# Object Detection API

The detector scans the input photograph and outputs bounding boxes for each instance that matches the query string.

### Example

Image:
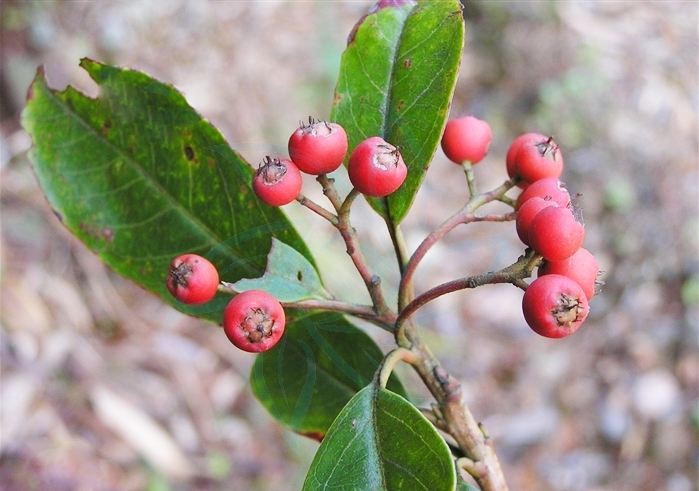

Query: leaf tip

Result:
[347,0,417,45]
[26,65,46,102]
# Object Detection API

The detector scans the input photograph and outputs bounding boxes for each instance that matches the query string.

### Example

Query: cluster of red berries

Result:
[165,254,286,353]
[253,117,408,204]
[441,116,599,338]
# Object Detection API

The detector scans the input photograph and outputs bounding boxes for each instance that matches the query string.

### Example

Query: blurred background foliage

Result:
[1,1,697,490]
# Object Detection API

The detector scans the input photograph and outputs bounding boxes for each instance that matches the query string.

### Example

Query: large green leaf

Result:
[332,0,464,224]
[21,60,313,323]
[302,383,455,491]
[251,311,406,440]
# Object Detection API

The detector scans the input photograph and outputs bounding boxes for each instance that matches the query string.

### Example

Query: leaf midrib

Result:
[41,74,259,277]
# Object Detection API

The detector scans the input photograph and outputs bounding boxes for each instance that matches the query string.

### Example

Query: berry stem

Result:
[462,160,478,197]
[335,188,394,321]
[497,194,517,208]
[316,174,343,213]
[397,248,541,329]
[397,178,519,310]
[389,223,411,274]
[296,193,338,224]
[376,347,417,389]
[218,283,396,330]
[289,299,396,330]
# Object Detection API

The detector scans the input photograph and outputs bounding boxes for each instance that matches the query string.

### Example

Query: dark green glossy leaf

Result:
[302,383,455,491]
[21,60,313,323]
[250,311,406,440]
[332,0,464,224]
[232,238,331,302]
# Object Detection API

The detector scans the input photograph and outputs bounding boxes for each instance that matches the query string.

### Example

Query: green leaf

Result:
[332,0,464,224]
[21,60,313,323]
[251,311,406,440]
[302,383,455,491]
[232,238,331,302]
[456,471,481,491]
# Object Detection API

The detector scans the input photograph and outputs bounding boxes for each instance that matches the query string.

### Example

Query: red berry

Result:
[515,177,571,210]
[506,132,547,188]
[528,205,585,261]
[522,274,589,338]
[441,116,493,164]
[538,247,599,300]
[288,117,348,175]
[511,135,564,185]
[166,254,219,305]
[223,290,286,353]
[515,196,558,245]
[253,156,302,206]
[348,136,408,197]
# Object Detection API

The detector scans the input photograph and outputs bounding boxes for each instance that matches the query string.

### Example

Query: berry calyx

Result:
[441,116,493,164]
[288,117,348,175]
[252,156,303,206]
[223,290,286,353]
[538,247,600,300]
[522,274,589,338]
[348,136,408,197]
[510,135,564,185]
[528,205,585,261]
[165,254,219,305]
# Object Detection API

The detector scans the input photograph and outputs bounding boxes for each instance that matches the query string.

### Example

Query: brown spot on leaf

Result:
[101,227,114,242]
[396,100,405,111]
[184,145,195,161]
[79,223,114,243]
[101,120,112,137]
[403,58,412,69]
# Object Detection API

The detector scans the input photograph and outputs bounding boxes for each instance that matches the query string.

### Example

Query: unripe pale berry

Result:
[223,290,286,353]
[166,254,219,305]
[528,205,585,261]
[522,274,589,338]
[538,247,600,300]
[348,136,408,197]
[288,117,348,175]
[253,156,303,207]
[441,116,492,164]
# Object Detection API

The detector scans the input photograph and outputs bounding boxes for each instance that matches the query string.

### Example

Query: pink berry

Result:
[288,117,348,175]
[440,116,493,164]
[348,136,408,197]
[223,290,286,353]
[538,247,600,300]
[522,274,589,338]
[528,205,585,261]
[252,156,303,207]
[516,196,558,246]
[511,135,564,185]
[506,132,547,188]
[516,177,571,210]
[165,254,219,305]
